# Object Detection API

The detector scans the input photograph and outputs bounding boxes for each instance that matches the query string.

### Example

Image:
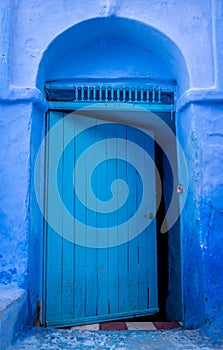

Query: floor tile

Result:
[153,322,181,330]
[100,321,128,330]
[127,322,157,330]
[70,323,99,330]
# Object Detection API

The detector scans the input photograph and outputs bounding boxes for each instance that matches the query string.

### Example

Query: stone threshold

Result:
[70,321,182,331]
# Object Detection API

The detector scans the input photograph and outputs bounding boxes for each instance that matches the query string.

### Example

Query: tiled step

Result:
[70,321,182,331]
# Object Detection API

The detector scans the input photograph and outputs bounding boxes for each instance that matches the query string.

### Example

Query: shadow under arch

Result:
[34,16,190,326]
[36,16,190,94]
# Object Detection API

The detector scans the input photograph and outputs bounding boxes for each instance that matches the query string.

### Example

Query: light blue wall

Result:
[0,0,223,332]
[0,103,31,287]
[176,102,223,327]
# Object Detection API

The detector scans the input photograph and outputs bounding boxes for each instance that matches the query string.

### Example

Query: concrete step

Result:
[0,284,27,350]
[9,327,220,349]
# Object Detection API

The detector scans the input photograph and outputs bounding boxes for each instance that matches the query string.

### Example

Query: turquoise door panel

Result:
[44,111,158,327]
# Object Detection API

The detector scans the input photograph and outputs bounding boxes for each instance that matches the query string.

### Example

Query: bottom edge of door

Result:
[45,307,159,328]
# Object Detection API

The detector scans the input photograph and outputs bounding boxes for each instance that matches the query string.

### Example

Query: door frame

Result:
[41,81,182,326]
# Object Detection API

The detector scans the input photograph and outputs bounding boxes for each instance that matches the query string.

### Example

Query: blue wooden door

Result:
[44,111,158,327]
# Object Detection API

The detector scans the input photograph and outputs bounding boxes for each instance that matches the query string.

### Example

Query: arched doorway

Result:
[34,17,189,327]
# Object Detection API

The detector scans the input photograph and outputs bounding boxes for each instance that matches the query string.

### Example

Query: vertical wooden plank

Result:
[61,113,75,321]
[107,123,119,315]
[127,125,139,312]
[85,120,97,317]
[96,123,108,316]
[74,116,87,319]
[117,124,129,313]
[45,111,63,323]
[137,129,149,311]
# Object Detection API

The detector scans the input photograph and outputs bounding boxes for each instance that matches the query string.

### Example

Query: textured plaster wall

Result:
[11,0,213,89]
[0,103,32,287]
[0,0,223,331]
[176,102,223,327]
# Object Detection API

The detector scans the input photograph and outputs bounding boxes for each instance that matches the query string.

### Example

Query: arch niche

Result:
[34,17,190,327]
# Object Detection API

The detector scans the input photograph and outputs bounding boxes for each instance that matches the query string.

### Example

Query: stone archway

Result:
[34,16,192,327]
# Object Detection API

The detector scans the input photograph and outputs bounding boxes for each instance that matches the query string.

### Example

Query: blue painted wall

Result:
[0,103,31,287]
[0,0,223,332]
